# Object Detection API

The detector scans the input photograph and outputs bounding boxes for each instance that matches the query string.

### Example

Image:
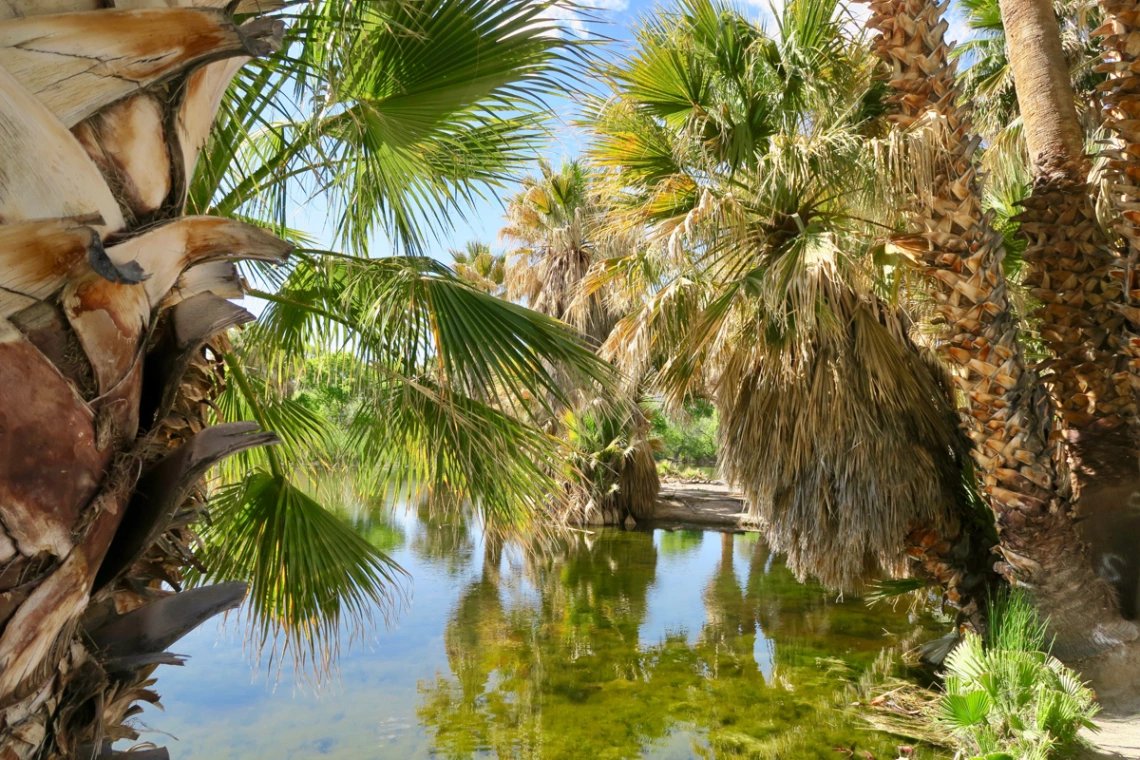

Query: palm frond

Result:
[200,0,590,253]
[193,473,407,684]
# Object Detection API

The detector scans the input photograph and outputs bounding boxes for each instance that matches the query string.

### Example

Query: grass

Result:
[656,460,718,481]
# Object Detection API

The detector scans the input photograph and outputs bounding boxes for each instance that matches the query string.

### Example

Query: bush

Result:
[649,399,718,466]
[938,591,1099,760]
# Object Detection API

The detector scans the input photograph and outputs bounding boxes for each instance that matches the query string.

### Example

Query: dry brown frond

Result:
[716,267,967,591]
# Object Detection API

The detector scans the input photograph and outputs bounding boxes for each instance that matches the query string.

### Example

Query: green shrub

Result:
[649,399,718,466]
[939,591,1099,759]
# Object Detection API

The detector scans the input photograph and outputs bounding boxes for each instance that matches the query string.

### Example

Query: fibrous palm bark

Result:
[0,3,288,757]
[997,0,1140,676]
[1098,0,1140,395]
[1094,0,1140,629]
[866,0,1136,660]
[1000,0,1136,438]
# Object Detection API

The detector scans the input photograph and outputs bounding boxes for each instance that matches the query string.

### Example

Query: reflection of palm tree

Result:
[699,534,757,678]
[419,531,663,758]
[314,472,407,554]
[416,538,511,757]
[417,529,933,759]
[410,502,476,576]
[447,538,509,700]
[747,539,837,669]
[658,529,704,557]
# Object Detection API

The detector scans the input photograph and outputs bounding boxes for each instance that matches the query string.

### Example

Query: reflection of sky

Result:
[642,532,774,684]
[642,530,715,648]
[130,528,777,758]
[141,548,473,758]
[129,521,937,758]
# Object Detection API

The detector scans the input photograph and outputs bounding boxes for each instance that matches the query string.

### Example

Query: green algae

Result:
[416,529,946,759]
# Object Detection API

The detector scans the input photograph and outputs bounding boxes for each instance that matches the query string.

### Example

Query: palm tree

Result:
[869,0,1140,680]
[450,241,506,294]
[587,0,985,597]
[866,0,1096,639]
[502,158,625,342]
[587,0,1140,686]
[186,0,620,682]
[501,158,662,525]
[0,1,613,756]
[953,0,1105,145]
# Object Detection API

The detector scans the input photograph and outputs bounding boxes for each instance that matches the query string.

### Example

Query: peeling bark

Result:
[104,215,293,308]
[174,55,249,205]
[0,318,107,561]
[164,261,243,307]
[0,8,284,128]
[0,1,102,20]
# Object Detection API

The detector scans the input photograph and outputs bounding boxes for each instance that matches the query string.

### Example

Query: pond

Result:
[133,510,946,759]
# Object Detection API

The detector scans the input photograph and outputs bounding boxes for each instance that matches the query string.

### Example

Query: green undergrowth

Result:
[859,590,1100,760]
[656,460,718,481]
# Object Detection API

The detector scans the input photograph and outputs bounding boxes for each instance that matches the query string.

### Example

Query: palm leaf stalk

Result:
[865,0,1136,657]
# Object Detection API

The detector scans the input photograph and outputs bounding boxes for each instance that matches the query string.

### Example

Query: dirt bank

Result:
[648,481,756,531]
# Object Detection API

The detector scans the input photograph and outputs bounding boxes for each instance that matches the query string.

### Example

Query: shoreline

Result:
[645,481,757,532]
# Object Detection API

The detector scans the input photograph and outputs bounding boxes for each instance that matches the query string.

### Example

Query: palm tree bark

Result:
[1092,0,1140,632]
[0,5,287,757]
[998,0,1140,680]
[866,0,1137,661]
[1098,1,1140,402]
[1000,0,1136,433]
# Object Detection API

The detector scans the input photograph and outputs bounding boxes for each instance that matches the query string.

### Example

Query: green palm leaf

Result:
[193,473,407,683]
[198,0,587,253]
[941,691,993,729]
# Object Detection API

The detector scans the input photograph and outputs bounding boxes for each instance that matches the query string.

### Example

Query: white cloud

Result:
[541,0,630,38]
[943,2,971,45]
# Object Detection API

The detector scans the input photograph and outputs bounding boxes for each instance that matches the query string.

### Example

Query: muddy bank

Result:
[647,481,757,531]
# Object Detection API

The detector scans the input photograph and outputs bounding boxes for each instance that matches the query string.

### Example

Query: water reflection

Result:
[417,529,939,759]
[134,507,944,759]
[410,502,477,576]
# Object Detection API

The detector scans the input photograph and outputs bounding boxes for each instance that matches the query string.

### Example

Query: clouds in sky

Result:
[544,0,631,37]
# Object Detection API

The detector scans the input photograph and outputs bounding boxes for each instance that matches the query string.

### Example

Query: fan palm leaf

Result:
[169,0,614,681]
[196,0,583,254]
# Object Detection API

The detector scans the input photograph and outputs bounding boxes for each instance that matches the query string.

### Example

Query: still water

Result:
[136,510,944,759]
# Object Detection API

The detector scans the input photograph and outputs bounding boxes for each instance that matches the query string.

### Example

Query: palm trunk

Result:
[1098,0,1140,407]
[997,0,1140,673]
[866,0,1136,661]
[1001,0,1136,429]
[0,4,287,757]
[1089,0,1140,632]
